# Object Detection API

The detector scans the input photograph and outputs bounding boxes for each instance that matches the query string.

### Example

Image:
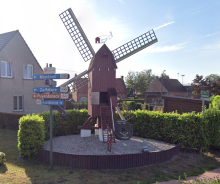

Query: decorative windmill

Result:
[59,8,158,151]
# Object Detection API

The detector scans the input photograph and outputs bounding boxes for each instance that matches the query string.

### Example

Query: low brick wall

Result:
[37,144,181,169]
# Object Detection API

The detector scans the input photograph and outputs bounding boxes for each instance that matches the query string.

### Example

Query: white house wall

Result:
[0,32,49,114]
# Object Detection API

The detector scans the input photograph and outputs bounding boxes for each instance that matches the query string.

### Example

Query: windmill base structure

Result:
[59,8,158,152]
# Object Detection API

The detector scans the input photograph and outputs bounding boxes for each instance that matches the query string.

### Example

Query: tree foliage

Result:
[191,74,220,97]
[125,69,156,94]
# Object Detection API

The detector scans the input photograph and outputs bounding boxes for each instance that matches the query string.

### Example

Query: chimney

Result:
[121,76,124,80]
[75,73,77,77]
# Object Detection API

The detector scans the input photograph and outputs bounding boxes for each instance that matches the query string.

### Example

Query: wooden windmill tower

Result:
[59,8,158,151]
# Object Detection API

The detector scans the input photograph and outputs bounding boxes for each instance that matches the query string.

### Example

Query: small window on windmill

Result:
[100,92,108,105]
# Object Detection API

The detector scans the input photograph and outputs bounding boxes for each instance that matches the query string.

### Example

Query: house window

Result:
[1,61,12,77]
[23,65,33,79]
[14,96,23,111]
[80,97,88,103]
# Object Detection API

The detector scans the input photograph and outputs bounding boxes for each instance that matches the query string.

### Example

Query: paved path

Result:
[157,168,220,183]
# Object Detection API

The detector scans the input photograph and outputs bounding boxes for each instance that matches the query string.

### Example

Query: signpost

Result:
[32,64,70,171]
[201,91,209,116]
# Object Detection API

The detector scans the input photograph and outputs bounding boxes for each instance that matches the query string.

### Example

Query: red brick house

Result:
[69,76,127,103]
[145,78,192,104]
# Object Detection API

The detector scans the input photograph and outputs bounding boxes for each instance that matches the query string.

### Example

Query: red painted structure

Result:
[88,44,117,118]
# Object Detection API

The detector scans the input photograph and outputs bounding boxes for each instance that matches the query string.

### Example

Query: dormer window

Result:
[23,64,33,79]
[1,61,12,78]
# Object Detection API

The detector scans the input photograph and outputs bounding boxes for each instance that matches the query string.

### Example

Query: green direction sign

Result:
[201,91,209,99]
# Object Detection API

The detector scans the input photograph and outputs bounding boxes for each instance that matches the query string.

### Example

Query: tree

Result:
[125,69,156,94]
[206,74,220,82]
[191,74,220,97]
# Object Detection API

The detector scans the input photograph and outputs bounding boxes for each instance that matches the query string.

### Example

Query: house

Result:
[145,77,192,104]
[0,30,49,114]
[63,75,127,103]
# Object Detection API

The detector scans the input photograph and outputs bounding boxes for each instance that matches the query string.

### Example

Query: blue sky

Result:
[0,0,219,85]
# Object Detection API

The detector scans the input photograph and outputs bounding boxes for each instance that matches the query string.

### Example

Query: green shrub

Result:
[210,95,220,109]
[126,101,137,110]
[115,110,214,151]
[18,114,45,159]
[204,107,220,149]
[0,152,6,165]
[39,109,89,140]
[29,107,220,152]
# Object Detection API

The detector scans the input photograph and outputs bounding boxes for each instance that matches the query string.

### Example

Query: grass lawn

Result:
[1,129,220,184]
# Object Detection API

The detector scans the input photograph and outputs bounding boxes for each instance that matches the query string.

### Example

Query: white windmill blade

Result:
[59,8,95,62]
[112,29,158,63]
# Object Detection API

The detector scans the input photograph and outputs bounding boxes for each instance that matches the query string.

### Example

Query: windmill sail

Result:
[59,8,95,62]
[112,29,158,63]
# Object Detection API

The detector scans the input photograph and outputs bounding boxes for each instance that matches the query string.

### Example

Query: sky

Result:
[0,0,220,86]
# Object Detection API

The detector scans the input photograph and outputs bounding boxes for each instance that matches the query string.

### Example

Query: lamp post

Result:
[161,70,166,101]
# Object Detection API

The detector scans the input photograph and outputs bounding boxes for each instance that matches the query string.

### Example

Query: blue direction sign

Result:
[33,87,69,93]
[41,100,63,106]
[33,73,70,80]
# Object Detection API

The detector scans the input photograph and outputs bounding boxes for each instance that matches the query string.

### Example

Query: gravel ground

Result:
[43,134,176,155]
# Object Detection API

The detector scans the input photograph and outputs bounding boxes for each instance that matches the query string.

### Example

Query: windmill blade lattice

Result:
[112,29,158,63]
[59,8,95,62]
[59,70,89,93]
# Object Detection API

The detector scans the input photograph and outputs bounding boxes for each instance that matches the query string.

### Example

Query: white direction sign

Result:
[32,93,69,99]
[33,73,70,80]
[36,100,64,106]
[33,87,69,93]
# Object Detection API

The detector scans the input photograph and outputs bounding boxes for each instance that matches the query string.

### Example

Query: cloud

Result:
[154,21,175,30]
[203,43,220,50]
[141,42,188,53]
[117,0,125,3]
[205,31,220,37]
[182,11,200,20]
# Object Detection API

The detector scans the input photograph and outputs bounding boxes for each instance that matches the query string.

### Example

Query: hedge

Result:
[18,114,45,159]
[115,109,220,152]
[0,112,23,130]
[39,109,89,140]
[16,107,220,153]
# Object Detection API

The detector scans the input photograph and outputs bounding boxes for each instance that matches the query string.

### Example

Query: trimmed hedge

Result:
[16,107,220,154]
[115,109,220,152]
[39,109,89,140]
[18,114,45,159]
[0,112,23,130]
